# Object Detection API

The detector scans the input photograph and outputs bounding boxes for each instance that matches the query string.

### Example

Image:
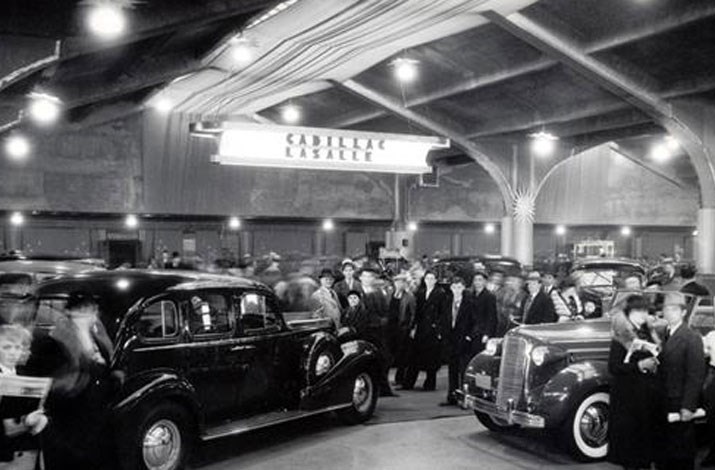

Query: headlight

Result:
[315,353,334,376]
[484,338,502,356]
[531,346,549,366]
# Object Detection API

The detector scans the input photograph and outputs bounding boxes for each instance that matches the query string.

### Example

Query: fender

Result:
[534,360,610,428]
[301,331,342,386]
[300,339,380,405]
[112,370,200,422]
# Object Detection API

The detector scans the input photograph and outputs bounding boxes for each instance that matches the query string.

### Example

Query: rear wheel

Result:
[474,411,516,432]
[562,391,610,461]
[338,371,378,424]
[119,402,194,470]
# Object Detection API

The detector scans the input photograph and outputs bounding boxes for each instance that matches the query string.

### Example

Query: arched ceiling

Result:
[2,0,713,190]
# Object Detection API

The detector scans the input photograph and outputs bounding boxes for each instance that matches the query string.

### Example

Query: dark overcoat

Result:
[607,326,663,467]
[522,291,557,325]
[411,286,449,371]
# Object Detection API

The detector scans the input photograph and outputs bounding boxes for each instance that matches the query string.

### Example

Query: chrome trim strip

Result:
[115,373,177,409]
[201,403,352,441]
[134,331,297,352]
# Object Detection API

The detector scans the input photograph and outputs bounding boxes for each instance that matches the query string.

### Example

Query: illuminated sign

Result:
[191,122,449,174]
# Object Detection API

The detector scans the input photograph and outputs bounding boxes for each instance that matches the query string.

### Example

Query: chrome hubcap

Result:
[579,403,609,448]
[143,419,182,470]
[352,373,373,414]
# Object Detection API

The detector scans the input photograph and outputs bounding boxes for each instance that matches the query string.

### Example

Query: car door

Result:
[183,289,245,424]
[233,290,281,415]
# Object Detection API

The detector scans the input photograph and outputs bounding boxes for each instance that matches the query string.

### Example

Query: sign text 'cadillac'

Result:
[191,122,450,174]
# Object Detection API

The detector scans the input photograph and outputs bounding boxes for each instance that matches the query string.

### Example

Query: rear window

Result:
[0,273,33,297]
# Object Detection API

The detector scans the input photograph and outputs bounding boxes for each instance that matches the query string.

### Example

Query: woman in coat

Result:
[607,294,663,470]
[401,271,449,391]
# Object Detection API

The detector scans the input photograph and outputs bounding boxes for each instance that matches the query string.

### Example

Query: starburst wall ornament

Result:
[511,187,536,223]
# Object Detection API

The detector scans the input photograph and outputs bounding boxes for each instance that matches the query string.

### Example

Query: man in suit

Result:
[390,273,416,385]
[310,268,342,329]
[522,271,557,325]
[442,276,478,406]
[471,271,497,352]
[658,292,706,470]
[679,263,711,297]
[334,260,363,309]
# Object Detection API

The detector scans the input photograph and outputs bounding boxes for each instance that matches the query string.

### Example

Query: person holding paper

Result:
[0,324,49,468]
[607,295,663,470]
[657,292,706,470]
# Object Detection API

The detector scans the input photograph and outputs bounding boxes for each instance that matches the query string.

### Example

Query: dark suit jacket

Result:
[659,323,706,412]
[412,286,450,370]
[447,295,477,357]
[472,288,497,339]
[522,291,557,325]
[395,291,416,330]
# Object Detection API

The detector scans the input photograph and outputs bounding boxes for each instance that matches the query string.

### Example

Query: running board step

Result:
[201,403,351,441]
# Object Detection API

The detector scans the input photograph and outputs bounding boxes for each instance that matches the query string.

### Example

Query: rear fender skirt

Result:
[535,360,610,427]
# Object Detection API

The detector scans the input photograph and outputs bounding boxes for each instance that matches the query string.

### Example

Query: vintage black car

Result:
[457,289,714,461]
[27,270,381,470]
[432,255,522,286]
[570,258,647,317]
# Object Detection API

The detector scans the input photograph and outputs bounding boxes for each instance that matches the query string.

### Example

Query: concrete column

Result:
[240,231,253,257]
[314,231,326,256]
[451,233,462,256]
[697,208,715,274]
[501,216,513,257]
[513,217,533,267]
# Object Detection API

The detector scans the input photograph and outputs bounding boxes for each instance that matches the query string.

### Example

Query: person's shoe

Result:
[701,454,715,467]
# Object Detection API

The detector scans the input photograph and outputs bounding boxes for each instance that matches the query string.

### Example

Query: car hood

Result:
[512,319,611,349]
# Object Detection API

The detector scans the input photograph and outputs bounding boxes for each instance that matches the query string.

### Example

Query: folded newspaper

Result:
[0,375,53,417]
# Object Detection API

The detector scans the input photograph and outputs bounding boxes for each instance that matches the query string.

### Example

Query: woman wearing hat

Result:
[607,295,663,470]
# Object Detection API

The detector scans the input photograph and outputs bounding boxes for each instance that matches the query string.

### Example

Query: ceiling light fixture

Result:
[693,230,699,237]
[9,212,24,227]
[228,216,241,230]
[125,214,139,229]
[392,58,419,83]
[407,221,418,232]
[555,224,567,236]
[4,134,31,161]
[153,98,173,113]
[664,135,679,151]
[620,226,632,237]
[86,2,127,40]
[28,93,62,125]
[322,219,334,232]
[529,131,559,157]
[484,223,496,234]
[229,37,255,66]
[282,104,301,124]
[650,142,671,163]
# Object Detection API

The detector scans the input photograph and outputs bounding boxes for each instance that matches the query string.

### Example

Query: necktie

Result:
[523,295,534,322]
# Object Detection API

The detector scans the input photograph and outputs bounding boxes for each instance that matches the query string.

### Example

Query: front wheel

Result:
[562,391,610,461]
[474,411,516,432]
[338,371,378,424]
[119,402,193,470]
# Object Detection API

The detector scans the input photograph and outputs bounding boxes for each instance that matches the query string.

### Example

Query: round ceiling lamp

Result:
[4,134,31,161]
[407,221,418,232]
[28,93,62,125]
[555,224,567,236]
[392,58,419,83]
[282,104,301,124]
[484,223,496,234]
[529,131,559,157]
[228,216,241,230]
[87,3,127,40]
[322,219,335,231]
[9,212,25,227]
[125,214,139,229]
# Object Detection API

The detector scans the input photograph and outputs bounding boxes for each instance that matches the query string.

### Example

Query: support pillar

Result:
[501,216,513,257]
[239,231,253,257]
[451,233,462,256]
[697,208,715,274]
[513,217,533,268]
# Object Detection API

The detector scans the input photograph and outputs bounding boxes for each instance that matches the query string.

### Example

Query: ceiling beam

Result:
[333,78,513,209]
[332,2,715,129]
[608,143,688,189]
[484,9,715,205]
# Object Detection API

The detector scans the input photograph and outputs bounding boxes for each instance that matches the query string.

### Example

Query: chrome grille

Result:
[496,335,528,409]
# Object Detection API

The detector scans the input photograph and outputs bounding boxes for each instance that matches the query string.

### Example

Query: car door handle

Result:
[230,345,256,352]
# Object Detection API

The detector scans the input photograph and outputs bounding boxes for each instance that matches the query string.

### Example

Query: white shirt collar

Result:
[0,363,17,375]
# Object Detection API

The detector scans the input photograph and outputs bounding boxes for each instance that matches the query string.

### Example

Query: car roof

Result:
[572,258,646,271]
[0,259,105,275]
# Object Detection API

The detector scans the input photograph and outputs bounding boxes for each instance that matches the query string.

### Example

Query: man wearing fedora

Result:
[334,259,363,309]
[310,268,342,329]
[521,271,557,325]
[658,292,706,470]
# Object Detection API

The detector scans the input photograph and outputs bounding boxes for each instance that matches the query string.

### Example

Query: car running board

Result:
[201,403,352,441]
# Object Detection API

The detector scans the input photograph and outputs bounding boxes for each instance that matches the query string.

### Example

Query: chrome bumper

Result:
[456,390,545,428]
